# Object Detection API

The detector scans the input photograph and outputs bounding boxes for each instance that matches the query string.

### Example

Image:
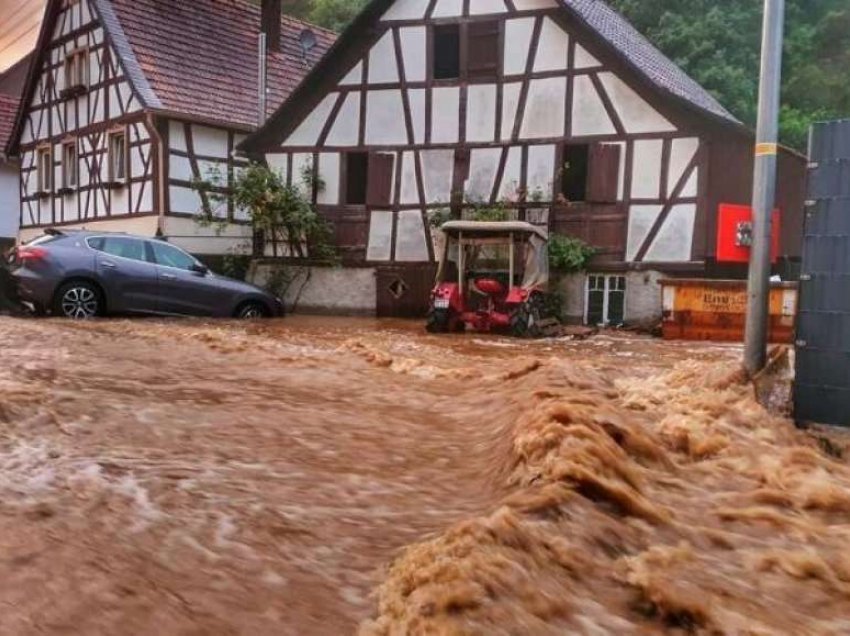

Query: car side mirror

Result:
[190,263,209,275]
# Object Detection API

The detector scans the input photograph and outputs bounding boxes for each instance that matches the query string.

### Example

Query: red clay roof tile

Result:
[108,0,335,129]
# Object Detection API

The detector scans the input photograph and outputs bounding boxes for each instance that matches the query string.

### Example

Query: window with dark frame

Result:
[62,141,77,190]
[586,275,626,326]
[344,152,395,207]
[37,147,52,193]
[108,131,127,183]
[344,152,369,205]
[64,49,89,90]
[433,24,461,80]
[560,144,590,202]
[467,21,500,79]
[432,21,500,81]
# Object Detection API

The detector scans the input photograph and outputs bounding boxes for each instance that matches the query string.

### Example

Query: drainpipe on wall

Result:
[258,33,268,128]
[146,112,167,237]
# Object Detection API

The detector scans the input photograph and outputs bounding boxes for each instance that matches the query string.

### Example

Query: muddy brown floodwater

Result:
[1,316,849,635]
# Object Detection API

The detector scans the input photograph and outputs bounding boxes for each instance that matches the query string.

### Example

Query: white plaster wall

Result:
[466,84,497,143]
[598,73,676,134]
[285,94,337,146]
[470,0,508,15]
[367,210,393,261]
[533,17,569,72]
[498,146,523,199]
[339,62,363,86]
[409,89,426,144]
[18,214,159,245]
[325,92,360,147]
[631,140,664,199]
[400,151,419,204]
[382,0,430,21]
[191,125,229,158]
[526,144,555,197]
[571,75,615,136]
[395,210,429,261]
[164,216,253,256]
[431,87,460,144]
[626,205,662,261]
[170,185,203,215]
[251,264,378,316]
[466,148,502,201]
[574,44,601,69]
[317,153,340,205]
[521,77,566,139]
[1,163,21,239]
[431,0,463,18]
[266,153,289,179]
[368,32,399,84]
[668,138,700,196]
[500,82,522,141]
[644,204,696,262]
[504,18,534,76]
[365,90,408,145]
[420,149,454,204]
[400,27,427,82]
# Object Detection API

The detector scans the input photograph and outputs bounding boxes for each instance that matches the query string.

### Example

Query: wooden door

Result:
[376,264,438,318]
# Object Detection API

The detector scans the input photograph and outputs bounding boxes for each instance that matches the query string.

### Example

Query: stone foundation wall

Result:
[249,262,377,316]
[553,269,667,327]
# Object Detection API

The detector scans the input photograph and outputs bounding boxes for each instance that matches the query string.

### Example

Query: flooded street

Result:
[1,316,849,635]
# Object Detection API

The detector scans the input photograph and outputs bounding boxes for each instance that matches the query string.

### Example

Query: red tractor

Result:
[426,221,551,337]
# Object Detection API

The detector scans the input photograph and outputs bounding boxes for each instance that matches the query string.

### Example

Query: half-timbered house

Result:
[5,0,334,256]
[241,0,806,323]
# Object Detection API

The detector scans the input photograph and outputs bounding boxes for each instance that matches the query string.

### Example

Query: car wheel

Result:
[236,302,269,320]
[54,281,103,320]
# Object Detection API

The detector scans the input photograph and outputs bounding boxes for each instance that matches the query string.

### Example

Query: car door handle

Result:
[161,273,177,281]
[101,260,117,269]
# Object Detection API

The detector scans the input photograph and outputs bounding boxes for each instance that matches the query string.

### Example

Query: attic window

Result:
[432,21,500,81]
[433,25,460,80]
[62,49,89,98]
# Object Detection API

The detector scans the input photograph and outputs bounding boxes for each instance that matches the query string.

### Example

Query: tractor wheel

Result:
[426,308,451,333]
[510,297,544,339]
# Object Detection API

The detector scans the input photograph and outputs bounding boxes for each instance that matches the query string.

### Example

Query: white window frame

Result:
[62,140,78,189]
[108,129,127,184]
[584,274,627,326]
[37,146,53,193]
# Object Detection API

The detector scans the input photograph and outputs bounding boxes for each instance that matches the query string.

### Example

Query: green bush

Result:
[549,234,595,273]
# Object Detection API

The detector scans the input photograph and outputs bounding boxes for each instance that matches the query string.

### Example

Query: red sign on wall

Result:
[716,203,781,264]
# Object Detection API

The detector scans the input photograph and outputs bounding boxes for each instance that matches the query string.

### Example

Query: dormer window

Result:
[37,146,53,195]
[62,49,89,98]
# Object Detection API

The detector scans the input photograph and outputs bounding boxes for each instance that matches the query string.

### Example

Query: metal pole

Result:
[258,33,268,127]
[744,0,785,376]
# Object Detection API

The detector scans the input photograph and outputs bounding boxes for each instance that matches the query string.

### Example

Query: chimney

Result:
[261,0,282,53]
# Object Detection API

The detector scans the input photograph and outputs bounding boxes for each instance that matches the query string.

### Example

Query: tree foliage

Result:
[285,0,847,151]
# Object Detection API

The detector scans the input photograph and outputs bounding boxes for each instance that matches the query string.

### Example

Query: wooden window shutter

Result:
[467,21,500,79]
[366,152,395,207]
[587,144,621,203]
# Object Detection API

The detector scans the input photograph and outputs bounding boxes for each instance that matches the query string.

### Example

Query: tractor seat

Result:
[472,278,506,297]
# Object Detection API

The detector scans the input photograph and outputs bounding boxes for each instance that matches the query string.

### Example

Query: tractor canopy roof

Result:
[439,221,549,242]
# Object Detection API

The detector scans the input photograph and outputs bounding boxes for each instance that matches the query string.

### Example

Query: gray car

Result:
[7,229,283,319]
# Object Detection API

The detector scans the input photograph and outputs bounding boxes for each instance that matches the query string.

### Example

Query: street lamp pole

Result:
[744,0,786,376]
